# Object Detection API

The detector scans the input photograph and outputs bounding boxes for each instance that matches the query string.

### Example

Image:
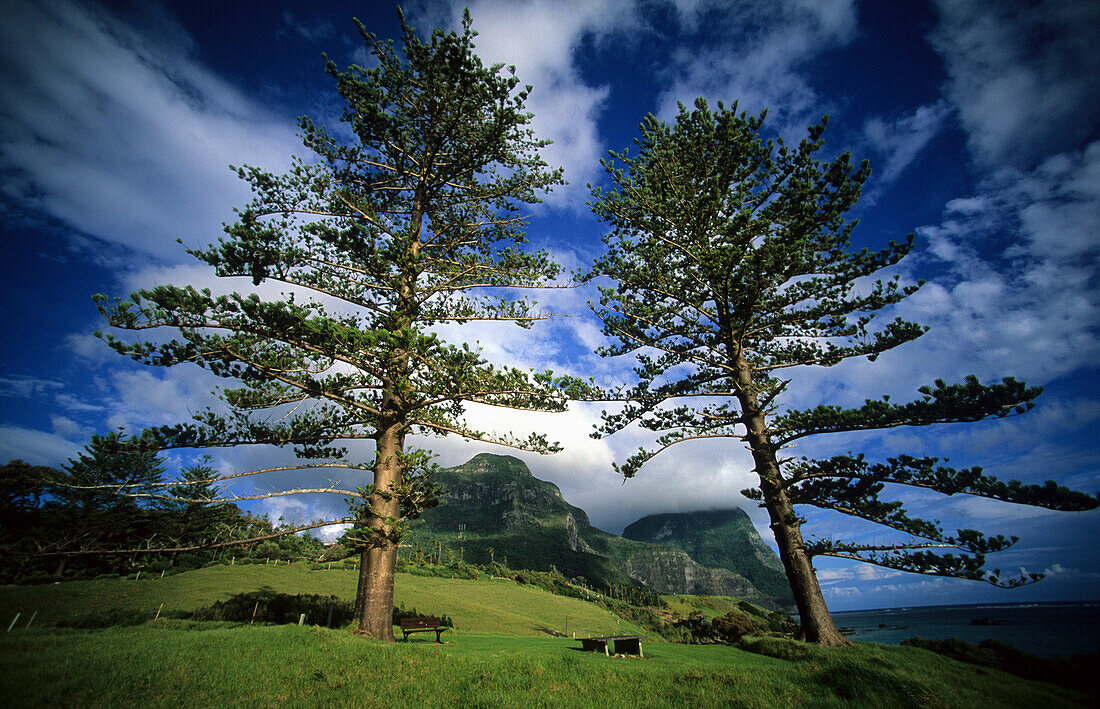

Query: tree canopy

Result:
[589,98,1098,645]
[95,10,586,640]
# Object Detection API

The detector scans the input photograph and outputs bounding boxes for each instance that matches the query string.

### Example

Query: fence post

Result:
[154,603,164,621]
[7,613,20,632]
[25,611,37,630]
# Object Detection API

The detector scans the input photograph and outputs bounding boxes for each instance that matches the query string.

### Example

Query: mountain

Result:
[621,510,793,605]
[405,453,791,608]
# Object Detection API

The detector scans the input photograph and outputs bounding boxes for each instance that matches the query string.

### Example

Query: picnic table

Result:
[578,635,644,657]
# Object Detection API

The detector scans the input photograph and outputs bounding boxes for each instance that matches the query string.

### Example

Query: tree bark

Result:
[735,353,849,646]
[354,422,404,641]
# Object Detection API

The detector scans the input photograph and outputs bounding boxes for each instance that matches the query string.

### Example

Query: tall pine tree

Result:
[589,99,1098,645]
[97,11,586,640]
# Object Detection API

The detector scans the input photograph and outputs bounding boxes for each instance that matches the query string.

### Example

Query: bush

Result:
[191,591,354,627]
[173,553,205,570]
[902,635,1100,697]
[15,574,65,585]
[393,606,454,628]
[253,541,282,560]
[712,611,763,644]
[740,636,817,662]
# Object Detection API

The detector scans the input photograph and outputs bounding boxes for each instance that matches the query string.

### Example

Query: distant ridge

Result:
[622,509,793,606]
[405,453,791,608]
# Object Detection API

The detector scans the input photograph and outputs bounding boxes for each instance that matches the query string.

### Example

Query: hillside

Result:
[623,510,793,605]
[0,563,639,639]
[406,454,788,607]
[0,565,1091,707]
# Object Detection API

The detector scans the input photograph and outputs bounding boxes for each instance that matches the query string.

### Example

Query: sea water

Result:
[829,601,1100,658]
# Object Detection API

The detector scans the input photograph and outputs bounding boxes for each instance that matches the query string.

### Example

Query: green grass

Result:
[0,563,639,638]
[0,623,1089,708]
[0,565,1091,707]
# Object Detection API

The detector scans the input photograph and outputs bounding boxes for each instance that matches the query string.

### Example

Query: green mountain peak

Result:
[407,454,792,608]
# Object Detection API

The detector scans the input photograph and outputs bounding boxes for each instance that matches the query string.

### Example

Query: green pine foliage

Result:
[588,98,1098,640]
[87,10,594,636]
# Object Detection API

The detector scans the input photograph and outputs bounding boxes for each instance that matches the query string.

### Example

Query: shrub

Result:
[253,541,282,560]
[15,574,65,585]
[393,606,453,628]
[712,611,763,644]
[739,636,817,662]
[191,591,354,627]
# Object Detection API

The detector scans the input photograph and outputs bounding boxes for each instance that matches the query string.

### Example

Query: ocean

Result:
[828,601,1100,658]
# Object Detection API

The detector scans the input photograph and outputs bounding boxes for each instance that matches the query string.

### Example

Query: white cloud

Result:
[929,0,1100,168]
[862,100,952,192]
[900,142,1100,385]
[0,425,83,466]
[278,11,335,43]
[0,375,63,398]
[655,0,859,135]
[0,0,301,262]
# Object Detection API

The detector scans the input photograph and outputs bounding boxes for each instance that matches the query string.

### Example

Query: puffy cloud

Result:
[0,0,301,262]
[654,0,859,135]
[929,0,1100,168]
[0,425,82,466]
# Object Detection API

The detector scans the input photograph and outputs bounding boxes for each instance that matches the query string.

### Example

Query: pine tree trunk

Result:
[354,422,404,641]
[762,487,849,646]
[734,353,849,646]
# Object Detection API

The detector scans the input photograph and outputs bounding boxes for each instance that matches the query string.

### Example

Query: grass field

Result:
[0,563,640,638]
[0,565,1092,707]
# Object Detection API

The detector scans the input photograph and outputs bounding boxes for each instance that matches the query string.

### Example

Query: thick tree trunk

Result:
[734,353,849,646]
[354,423,404,641]
[761,486,849,646]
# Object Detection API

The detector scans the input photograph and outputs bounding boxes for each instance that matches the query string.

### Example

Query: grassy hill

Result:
[0,566,1091,707]
[0,563,640,639]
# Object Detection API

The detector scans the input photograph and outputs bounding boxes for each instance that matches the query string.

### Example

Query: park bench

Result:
[578,635,644,657]
[398,616,449,643]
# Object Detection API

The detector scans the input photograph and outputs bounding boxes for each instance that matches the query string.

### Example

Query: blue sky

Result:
[1,0,1098,611]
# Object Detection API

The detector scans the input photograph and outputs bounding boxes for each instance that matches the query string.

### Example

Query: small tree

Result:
[96,12,586,641]
[57,432,165,512]
[589,99,1098,645]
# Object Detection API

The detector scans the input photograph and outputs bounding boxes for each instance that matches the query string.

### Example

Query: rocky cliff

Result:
[406,453,790,607]
[622,509,794,605]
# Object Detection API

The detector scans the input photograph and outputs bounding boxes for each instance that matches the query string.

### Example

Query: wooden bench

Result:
[578,635,644,657]
[398,616,449,643]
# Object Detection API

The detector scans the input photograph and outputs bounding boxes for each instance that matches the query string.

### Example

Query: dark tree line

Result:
[0,433,328,582]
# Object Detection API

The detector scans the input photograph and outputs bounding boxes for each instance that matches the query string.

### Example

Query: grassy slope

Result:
[0,624,1088,708]
[0,565,1090,707]
[0,564,640,638]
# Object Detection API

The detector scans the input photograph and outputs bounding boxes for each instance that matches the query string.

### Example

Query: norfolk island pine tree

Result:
[95,11,591,641]
[587,99,1099,646]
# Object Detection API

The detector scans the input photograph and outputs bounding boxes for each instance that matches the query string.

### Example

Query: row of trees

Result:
[0,437,327,581]
[66,10,1096,644]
